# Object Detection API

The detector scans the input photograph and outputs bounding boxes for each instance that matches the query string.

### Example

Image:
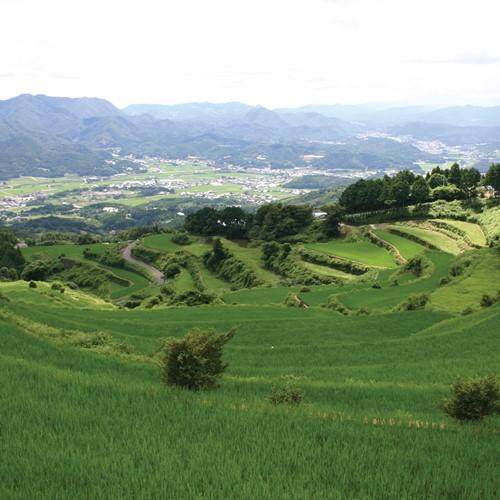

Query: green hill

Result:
[2,213,500,499]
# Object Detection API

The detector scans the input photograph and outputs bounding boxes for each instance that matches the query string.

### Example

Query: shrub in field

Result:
[123,299,141,309]
[145,296,162,309]
[165,263,181,279]
[173,290,217,306]
[480,293,499,308]
[440,375,500,421]
[162,329,235,390]
[28,281,37,288]
[285,293,307,308]
[403,255,431,277]
[397,293,429,311]
[171,233,191,245]
[268,380,304,406]
[355,307,371,316]
[51,282,64,291]
[0,266,18,281]
[322,296,351,315]
[72,332,111,349]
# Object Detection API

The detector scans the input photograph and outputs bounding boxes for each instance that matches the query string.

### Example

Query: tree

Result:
[218,206,251,239]
[321,203,345,237]
[390,178,411,206]
[251,204,313,240]
[411,176,430,204]
[428,173,447,189]
[162,329,236,390]
[460,168,481,198]
[431,185,464,201]
[485,163,500,191]
[0,230,25,270]
[184,207,220,236]
[164,263,181,279]
[448,162,462,186]
[339,178,384,213]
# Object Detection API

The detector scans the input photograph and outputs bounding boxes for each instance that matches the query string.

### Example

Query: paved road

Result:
[121,241,165,285]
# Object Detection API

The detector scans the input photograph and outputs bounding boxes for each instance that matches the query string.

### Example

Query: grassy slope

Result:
[1,287,499,499]
[337,251,453,310]
[143,233,211,257]
[388,224,462,254]
[143,234,281,287]
[373,228,425,260]
[305,239,397,268]
[434,219,487,246]
[220,239,281,285]
[142,233,182,253]
[431,248,500,312]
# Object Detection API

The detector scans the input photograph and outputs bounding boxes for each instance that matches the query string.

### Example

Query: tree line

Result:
[183,164,499,241]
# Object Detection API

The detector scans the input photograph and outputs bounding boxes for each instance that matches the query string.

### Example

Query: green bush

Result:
[397,293,429,311]
[268,380,304,406]
[171,233,191,245]
[284,293,307,308]
[480,293,499,308]
[322,296,351,315]
[162,329,235,390]
[165,263,181,279]
[403,255,430,277]
[123,300,142,309]
[72,332,111,349]
[28,281,37,288]
[0,266,18,281]
[440,375,500,421]
[145,296,162,309]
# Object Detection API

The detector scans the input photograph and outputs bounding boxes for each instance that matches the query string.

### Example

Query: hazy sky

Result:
[1,0,500,108]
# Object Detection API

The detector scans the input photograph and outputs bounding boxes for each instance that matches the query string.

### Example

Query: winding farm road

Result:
[121,241,165,285]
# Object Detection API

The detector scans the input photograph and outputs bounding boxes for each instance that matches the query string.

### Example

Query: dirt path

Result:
[121,241,165,285]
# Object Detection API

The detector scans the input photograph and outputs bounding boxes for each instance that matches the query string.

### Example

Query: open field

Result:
[0,160,311,220]
[1,277,499,499]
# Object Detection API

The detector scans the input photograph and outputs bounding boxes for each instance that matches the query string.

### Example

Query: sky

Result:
[1,0,500,108]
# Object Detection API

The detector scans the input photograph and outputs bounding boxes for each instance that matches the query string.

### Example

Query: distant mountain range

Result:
[1,94,499,180]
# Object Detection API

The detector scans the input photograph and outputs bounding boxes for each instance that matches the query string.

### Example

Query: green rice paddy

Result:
[305,239,398,268]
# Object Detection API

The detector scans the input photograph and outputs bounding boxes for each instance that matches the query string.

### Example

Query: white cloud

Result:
[0,0,499,107]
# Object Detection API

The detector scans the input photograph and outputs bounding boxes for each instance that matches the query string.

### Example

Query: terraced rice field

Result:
[433,219,487,246]
[22,243,153,298]
[305,239,398,268]
[373,228,426,260]
[387,224,462,254]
